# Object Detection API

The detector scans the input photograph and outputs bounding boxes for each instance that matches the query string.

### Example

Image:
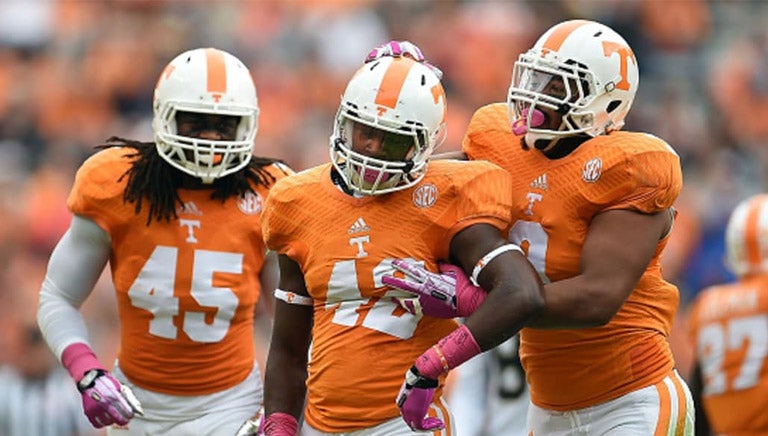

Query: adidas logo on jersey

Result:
[348,217,370,235]
[529,174,548,190]
[177,201,202,216]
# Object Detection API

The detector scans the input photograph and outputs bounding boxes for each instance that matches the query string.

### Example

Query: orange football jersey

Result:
[463,103,683,410]
[261,160,513,432]
[688,276,768,433]
[67,147,289,395]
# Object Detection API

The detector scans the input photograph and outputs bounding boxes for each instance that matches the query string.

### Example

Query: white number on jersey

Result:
[127,246,242,343]
[698,314,768,395]
[325,258,421,339]
[509,220,550,283]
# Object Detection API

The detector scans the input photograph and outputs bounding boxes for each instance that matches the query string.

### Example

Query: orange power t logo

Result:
[602,41,635,91]
[431,84,447,124]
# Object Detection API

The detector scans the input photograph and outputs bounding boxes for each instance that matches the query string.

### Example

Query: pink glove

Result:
[383,260,487,318]
[62,343,143,429]
[77,369,144,428]
[395,366,444,432]
[396,324,482,431]
[364,40,443,79]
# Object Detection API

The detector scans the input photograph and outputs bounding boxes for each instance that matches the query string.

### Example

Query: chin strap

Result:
[330,166,355,196]
[538,135,589,159]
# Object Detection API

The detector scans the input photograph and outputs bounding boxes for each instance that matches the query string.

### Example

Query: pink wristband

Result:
[415,324,482,379]
[61,342,105,382]
[263,412,298,436]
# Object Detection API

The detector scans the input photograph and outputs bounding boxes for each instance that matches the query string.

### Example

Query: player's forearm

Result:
[415,279,541,378]
[38,287,93,361]
[264,355,308,419]
[464,282,543,349]
[529,276,625,329]
[463,249,545,348]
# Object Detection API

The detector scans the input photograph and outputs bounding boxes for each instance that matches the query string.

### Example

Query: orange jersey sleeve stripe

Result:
[204,47,227,95]
[375,58,413,109]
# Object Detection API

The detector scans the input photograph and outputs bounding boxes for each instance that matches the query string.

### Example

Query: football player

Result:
[688,194,768,435]
[374,19,693,434]
[258,55,544,435]
[36,47,291,435]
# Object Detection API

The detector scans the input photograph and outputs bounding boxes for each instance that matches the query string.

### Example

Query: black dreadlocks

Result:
[96,137,288,225]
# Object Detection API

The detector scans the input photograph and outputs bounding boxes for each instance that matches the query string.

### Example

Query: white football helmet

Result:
[508,20,638,149]
[153,47,258,183]
[330,56,447,195]
[725,194,768,277]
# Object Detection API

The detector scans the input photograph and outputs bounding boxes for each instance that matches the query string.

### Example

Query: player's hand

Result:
[235,406,265,435]
[384,260,485,318]
[364,40,443,79]
[384,260,460,318]
[77,369,144,428]
[396,366,444,431]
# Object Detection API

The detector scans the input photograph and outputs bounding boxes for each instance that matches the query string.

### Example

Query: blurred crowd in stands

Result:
[0,1,766,433]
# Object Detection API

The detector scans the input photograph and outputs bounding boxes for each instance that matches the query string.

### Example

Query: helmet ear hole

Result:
[606,100,622,113]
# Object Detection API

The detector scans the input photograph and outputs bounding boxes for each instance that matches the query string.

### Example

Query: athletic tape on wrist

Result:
[417,324,482,379]
[431,345,450,373]
[61,342,105,382]
[274,289,314,306]
[470,244,524,287]
[264,412,298,435]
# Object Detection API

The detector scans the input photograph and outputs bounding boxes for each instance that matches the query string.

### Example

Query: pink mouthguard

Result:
[511,108,545,135]
[363,168,390,183]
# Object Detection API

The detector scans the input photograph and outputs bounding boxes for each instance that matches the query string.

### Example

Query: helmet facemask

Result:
[508,55,597,151]
[155,104,256,184]
[331,106,430,195]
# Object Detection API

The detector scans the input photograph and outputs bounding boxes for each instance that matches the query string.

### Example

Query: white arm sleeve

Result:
[37,214,111,361]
